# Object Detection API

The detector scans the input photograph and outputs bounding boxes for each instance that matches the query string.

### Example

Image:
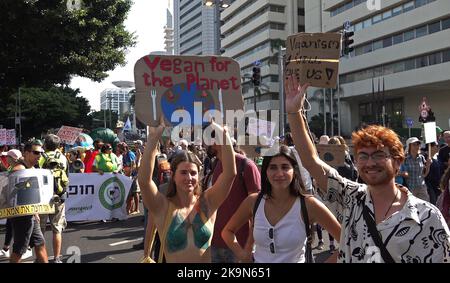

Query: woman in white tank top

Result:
[222,145,341,263]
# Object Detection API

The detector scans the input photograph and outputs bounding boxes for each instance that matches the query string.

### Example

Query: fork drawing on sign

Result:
[151,89,157,121]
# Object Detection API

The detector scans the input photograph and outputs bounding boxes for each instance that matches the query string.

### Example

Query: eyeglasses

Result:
[32,151,42,155]
[356,151,391,164]
[269,228,275,254]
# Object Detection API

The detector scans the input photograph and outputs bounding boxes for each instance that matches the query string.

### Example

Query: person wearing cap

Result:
[403,137,431,202]
[39,134,69,263]
[7,141,49,263]
[283,76,449,263]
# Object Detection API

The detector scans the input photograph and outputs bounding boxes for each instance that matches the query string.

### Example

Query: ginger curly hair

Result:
[352,125,405,163]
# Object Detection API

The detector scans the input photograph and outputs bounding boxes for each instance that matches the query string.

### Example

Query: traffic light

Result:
[252,66,261,87]
[342,30,354,56]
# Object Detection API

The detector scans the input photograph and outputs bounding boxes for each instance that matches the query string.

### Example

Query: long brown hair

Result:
[260,145,308,198]
[166,150,202,198]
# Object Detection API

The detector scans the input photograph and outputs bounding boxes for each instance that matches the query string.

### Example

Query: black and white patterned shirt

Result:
[324,170,450,263]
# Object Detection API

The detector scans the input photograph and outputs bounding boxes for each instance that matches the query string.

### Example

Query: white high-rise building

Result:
[305,0,450,137]
[100,88,133,117]
[164,4,174,55]
[174,0,217,55]
[221,0,305,111]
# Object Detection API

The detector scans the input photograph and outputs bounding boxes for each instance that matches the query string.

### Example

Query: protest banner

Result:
[134,55,244,127]
[1,129,17,145]
[286,33,341,88]
[424,122,437,144]
[0,129,6,145]
[65,173,132,221]
[0,169,55,219]
[316,144,346,168]
[57,126,84,145]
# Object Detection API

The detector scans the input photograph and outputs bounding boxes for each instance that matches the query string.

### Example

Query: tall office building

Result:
[221,0,305,111]
[164,3,175,55]
[174,0,217,55]
[305,0,450,137]
[100,87,133,117]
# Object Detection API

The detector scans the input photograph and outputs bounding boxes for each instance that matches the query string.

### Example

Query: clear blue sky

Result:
[70,1,169,111]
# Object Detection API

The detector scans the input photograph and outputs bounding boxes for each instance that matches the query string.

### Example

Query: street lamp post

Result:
[204,0,229,55]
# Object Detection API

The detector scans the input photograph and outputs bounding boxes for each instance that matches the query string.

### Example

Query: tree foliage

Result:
[0,87,92,140]
[0,0,135,92]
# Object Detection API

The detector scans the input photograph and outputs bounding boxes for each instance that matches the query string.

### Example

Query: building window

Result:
[382,10,392,20]
[415,0,427,8]
[428,21,441,34]
[373,40,383,51]
[403,1,414,13]
[416,55,429,68]
[442,18,450,30]
[442,50,450,62]
[428,53,442,65]
[297,8,304,16]
[383,37,393,48]
[392,6,402,16]
[404,30,415,41]
[415,25,427,38]
[393,33,403,45]
[404,58,416,70]
[372,14,382,24]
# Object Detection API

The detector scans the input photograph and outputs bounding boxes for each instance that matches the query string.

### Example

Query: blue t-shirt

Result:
[123,151,136,167]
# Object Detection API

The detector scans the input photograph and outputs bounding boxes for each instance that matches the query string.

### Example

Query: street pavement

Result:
[0,204,337,263]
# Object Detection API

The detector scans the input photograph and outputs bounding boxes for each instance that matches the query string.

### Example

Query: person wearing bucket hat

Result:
[404,137,431,202]
[283,76,449,263]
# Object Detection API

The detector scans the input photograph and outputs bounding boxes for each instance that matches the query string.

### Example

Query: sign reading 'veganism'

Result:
[286,33,341,88]
[134,55,244,127]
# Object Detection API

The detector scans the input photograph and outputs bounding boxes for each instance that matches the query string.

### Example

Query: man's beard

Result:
[359,165,396,186]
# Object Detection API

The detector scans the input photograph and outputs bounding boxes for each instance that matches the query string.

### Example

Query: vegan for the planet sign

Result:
[286,33,341,88]
[134,55,244,127]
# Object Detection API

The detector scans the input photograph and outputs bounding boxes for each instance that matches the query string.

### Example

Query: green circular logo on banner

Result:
[98,177,125,210]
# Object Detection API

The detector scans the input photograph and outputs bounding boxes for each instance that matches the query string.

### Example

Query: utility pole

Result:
[18,87,22,144]
[278,46,286,137]
[330,87,334,136]
[108,95,112,129]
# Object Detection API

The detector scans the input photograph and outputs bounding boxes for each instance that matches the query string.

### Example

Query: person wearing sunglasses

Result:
[6,141,48,263]
[138,118,236,263]
[283,76,450,263]
[92,144,119,174]
[222,145,340,263]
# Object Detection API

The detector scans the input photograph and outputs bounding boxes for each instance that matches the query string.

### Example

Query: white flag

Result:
[123,117,132,132]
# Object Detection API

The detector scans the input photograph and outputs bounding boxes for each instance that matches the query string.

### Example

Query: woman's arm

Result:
[204,122,237,212]
[305,196,341,242]
[285,76,333,193]
[138,120,167,216]
[221,194,257,263]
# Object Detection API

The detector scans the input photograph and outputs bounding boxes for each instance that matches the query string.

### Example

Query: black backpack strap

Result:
[362,204,395,263]
[300,195,314,263]
[252,192,264,225]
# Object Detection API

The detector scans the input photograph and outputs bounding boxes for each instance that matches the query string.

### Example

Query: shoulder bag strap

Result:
[300,195,314,263]
[252,192,264,225]
[362,205,395,263]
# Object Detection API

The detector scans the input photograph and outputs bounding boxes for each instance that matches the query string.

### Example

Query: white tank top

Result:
[253,197,307,263]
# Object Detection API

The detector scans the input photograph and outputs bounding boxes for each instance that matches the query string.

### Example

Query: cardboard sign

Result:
[286,33,341,88]
[0,129,6,145]
[424,122,437,144]
[316,144,346,168]
[134,55,244,127]
[1,129,16,145]
[0,169,55,219]
[57,126,83,145]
